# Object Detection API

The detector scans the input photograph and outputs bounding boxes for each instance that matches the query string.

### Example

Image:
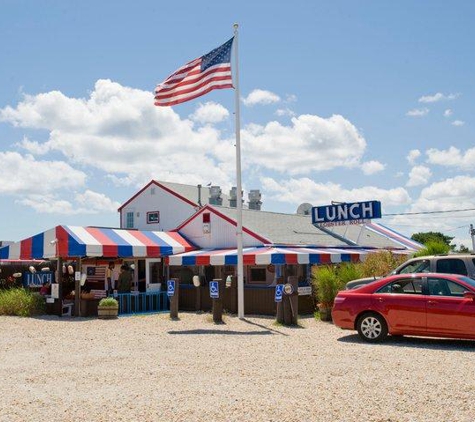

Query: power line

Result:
[383,207,475,216]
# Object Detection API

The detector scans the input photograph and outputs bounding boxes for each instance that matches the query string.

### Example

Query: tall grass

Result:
[0,289,45,317]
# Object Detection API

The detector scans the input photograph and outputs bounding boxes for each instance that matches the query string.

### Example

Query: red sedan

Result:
[332,273,475,342]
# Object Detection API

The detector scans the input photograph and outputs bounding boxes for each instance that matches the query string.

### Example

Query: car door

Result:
[426,277,475,337]
[372,277,426,334]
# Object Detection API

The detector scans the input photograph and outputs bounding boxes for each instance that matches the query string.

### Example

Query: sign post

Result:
[275,283,284,324]
[210,279,224,323]
[168,278,179,319]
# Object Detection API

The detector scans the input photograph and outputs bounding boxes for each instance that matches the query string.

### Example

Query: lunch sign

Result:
[312,201,382,227]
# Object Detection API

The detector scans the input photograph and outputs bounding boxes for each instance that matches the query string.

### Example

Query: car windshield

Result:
[457,276,475,290]
[395,260,430,274]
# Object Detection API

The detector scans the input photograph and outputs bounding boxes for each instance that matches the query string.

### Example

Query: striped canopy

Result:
[0,225,195,260]
[165,246,373,266]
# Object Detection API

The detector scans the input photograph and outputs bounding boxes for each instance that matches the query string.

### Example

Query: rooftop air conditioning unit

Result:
[248,189,262,211]
[209,186,223,206]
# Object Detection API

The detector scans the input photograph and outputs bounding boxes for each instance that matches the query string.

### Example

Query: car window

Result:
[377,278,423,294]
[428,277,466,297]
[397,260,430,274]
[436,259,468,276]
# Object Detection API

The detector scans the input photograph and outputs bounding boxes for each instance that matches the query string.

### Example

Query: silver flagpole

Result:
[233,23,245,319]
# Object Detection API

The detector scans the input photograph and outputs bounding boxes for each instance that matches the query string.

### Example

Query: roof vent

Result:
[248,189,262,211]
[229,187,243,208]
[297,202,313,216]
[209,186,223,206]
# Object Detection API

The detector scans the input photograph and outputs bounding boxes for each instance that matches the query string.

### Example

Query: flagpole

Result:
[233,23,245,319]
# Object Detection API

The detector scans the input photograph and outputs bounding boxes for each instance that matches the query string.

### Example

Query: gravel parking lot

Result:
[1,313,475,422]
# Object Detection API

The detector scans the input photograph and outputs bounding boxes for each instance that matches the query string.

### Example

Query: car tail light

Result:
[334,296,346,304]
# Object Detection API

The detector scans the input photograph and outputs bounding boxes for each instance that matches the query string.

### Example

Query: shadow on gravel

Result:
[338,333,475,352]
[167,328,274,336]
[242,318,290,336]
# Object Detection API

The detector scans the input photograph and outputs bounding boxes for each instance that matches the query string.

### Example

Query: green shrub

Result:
[0,289,45,317]
[98,297,118,307]
[359,251,408,278]
[312,265,341,307]
[413,240,450,257]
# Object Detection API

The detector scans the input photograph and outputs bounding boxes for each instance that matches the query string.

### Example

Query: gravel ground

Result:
[1,313,475,422]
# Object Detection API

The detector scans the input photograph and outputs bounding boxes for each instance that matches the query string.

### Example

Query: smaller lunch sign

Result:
[312,201,382,228]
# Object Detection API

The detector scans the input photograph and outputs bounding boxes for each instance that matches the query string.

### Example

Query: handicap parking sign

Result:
[167,280,175,297]
[275,284,284,302]
[209,281,219,299]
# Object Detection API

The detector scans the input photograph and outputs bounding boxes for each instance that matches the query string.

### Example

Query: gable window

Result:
[147,211,160,224]
[126,212,134,229]
[203,213,211,223]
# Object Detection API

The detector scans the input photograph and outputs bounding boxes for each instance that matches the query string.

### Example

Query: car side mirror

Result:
[463,291,475,300]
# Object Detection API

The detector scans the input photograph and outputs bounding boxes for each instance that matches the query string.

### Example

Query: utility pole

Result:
[470,224,475,253]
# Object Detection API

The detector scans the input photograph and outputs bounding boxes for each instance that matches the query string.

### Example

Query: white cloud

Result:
[285,94,297,103]
[361,160,385,175]
[189,101,229,124]
[443,109,453,117]
[75,190,121,212]
[390,176,475,234]
[406,165,432,187]
[15,195,78,215]
[406,149,421,165]
[0,151,86,195]
[243,114,367,175]
[426,146,475,171]
[242,89,280,106]
[452,120,465,126]
[261,176,411,207]
[15,136,49,155]
[15,190,120,215]
[0,79,233,189]
[275,108,296,117]
[406,108,429,117]
[418,92,460,103]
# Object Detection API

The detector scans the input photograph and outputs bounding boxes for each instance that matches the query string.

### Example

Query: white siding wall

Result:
[120,186,198,231]
[178,211,264,249]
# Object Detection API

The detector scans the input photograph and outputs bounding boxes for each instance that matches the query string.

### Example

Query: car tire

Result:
[357,313,388,343]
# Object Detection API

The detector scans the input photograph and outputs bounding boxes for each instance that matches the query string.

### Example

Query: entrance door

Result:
[146,259,163,292]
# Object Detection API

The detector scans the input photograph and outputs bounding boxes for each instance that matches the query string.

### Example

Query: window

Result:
[397,260,430,274]
[126,212,134,229]
[377,278,423,294]
[428,277,467,297]
[203,213,211,223]
[147,211,160,224]
[436,259,468,276]
[249,267,267,283]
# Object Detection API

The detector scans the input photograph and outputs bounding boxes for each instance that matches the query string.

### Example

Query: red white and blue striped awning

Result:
[166,246,374,266]
[366,223,423,250]
[0,226,195,260]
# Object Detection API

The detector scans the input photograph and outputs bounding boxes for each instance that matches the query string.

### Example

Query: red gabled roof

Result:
[174,204,272,244]
[118,180,198,212]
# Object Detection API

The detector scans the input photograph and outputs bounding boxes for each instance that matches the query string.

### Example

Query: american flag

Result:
[154,37,234,107]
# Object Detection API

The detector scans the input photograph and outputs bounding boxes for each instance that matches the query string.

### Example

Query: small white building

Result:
[118,180,231,231]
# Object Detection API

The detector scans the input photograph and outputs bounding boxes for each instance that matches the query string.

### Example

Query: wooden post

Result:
[169,278,179,319]
[55,258,63,317]
[74,258,81,317]
[288,276,299,325]
[195,280,201,311]
[211,278,224,323]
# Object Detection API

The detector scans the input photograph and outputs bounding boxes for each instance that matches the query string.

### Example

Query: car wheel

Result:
[357,313,388,342]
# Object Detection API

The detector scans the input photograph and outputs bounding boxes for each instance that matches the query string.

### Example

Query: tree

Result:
[411,232,455,250]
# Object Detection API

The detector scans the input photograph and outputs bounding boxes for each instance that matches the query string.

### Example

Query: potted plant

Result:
[97,297,119,319]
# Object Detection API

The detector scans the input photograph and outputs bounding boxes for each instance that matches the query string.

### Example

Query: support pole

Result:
[470,224,475,253]
[233,23,245,319]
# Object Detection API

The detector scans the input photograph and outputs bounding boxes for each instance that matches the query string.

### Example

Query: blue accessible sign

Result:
[209,281,219,299]
[167,280,175,297]
[275,284,284,302]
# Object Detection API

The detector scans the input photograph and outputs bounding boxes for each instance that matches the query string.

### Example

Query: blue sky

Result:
[1,0,474,247]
